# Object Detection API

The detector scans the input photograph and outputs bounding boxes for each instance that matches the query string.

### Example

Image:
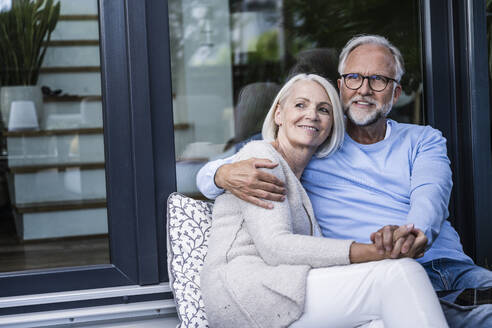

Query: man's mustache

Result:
[348,96,378,106]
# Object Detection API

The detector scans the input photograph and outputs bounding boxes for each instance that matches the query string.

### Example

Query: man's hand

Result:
[370,224,427,259]
[214,158,286,209]
[370,225,400,255]
[403,228,427,259]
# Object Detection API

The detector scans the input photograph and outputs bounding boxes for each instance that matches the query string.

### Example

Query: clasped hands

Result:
[370,224,427,259]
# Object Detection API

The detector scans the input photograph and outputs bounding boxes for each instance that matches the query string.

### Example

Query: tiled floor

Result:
[0,211,110,272]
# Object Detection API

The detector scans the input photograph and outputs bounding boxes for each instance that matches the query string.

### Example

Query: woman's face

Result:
[274,80,333,150]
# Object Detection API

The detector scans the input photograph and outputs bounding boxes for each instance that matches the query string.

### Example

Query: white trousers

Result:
[290,258,448,328]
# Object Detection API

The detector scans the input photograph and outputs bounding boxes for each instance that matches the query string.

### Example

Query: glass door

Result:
[0,0,164,301]
[167,0,424,197]
[0,0,109,273]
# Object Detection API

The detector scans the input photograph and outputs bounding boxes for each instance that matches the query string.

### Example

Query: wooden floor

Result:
[0,209,109,273]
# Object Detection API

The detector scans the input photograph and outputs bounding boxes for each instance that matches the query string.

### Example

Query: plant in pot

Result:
[0,0,60,130]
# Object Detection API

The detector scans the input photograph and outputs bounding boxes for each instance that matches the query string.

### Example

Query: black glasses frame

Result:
[341,73,399,92]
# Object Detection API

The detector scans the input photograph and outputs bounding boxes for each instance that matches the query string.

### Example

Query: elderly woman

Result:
[200,74,448,328]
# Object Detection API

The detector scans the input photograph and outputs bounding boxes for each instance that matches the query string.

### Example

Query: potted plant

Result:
[0,0,60,129]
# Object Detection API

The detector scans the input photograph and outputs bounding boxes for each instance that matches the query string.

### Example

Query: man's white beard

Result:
[345,101,393,126]
[341,85,396,127]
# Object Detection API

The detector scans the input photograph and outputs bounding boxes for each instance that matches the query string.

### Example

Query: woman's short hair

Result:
[261,73,344,158]
[338,34,405,82]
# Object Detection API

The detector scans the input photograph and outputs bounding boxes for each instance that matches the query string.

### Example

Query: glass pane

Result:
[0,0,109,272]
[168,0,423,197]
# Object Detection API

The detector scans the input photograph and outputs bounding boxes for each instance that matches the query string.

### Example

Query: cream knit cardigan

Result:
[201,141,353,328]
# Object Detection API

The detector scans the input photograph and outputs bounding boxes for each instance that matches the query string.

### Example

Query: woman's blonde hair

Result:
[261,73,344,158]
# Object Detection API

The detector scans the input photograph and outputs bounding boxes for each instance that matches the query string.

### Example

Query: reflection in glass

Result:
[0,0,109,272]
[169,0,423,197]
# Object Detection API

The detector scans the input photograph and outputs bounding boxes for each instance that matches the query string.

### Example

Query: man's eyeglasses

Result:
[341,73,398,92]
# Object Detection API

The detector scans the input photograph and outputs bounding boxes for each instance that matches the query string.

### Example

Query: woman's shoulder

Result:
[235,140,279,162]
[234,141,288,182]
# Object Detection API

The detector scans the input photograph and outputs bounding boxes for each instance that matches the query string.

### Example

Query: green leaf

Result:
[0,0,60,86]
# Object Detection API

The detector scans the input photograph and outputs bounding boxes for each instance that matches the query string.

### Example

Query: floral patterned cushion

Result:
[167,192,212,328]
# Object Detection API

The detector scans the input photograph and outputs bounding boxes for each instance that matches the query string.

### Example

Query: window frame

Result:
[421,0,492,264]
[451,0,492,264]
[0,0,174,304]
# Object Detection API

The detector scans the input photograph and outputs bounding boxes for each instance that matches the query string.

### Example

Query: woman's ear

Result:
[274,103,282,126]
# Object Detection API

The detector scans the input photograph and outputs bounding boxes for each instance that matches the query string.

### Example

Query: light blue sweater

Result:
[197,120,473,264]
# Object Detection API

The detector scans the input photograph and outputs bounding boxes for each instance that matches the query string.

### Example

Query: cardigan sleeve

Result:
[234,141,353,268]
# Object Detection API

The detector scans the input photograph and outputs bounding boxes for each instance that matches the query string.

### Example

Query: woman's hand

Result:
[349,243,387,263]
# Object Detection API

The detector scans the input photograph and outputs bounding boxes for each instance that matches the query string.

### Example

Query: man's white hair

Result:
[338,35,405,82]
[262,73,344,158]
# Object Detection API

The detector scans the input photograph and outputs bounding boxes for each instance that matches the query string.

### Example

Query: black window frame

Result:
[421,0,492,264]
[0,0,175,304]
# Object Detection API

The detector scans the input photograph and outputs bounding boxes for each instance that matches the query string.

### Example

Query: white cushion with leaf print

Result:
[167,192,212,328]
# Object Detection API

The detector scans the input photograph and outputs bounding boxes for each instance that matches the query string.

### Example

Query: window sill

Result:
[0,283,177,327]
[0,283,176,327]
[0,299,177,327]
[0,283,172,309]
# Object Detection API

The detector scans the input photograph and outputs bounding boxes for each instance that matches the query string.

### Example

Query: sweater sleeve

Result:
[406,127,453,246]
[196,156,234,200]
[235,142,353,268]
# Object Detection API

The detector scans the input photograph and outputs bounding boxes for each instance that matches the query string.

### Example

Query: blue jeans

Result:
[422,259,492,328]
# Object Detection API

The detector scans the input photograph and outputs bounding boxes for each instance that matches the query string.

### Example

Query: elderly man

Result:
[196,35,492,326]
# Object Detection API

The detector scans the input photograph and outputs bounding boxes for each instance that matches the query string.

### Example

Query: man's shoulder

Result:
[390,120,445,142]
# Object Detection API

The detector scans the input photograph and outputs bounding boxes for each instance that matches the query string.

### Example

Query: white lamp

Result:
[8,100,39,131]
